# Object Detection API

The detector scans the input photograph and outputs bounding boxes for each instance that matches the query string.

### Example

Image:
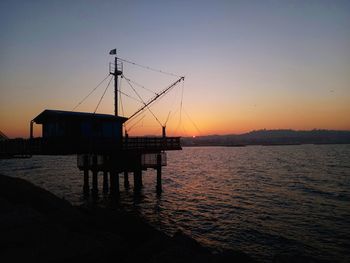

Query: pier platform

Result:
[0,136,181,194]
[0,136,181,156]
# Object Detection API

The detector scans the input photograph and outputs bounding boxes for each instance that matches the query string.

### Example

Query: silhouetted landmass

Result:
[182,129,350,146]
[0,174,255,263]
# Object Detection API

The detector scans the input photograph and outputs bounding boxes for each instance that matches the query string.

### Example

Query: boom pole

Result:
[127,76,184,121]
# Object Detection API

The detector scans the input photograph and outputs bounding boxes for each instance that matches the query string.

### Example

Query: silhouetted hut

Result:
[30,109,127,154]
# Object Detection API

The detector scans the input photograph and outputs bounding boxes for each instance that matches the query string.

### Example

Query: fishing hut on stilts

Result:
[1,49,184,196]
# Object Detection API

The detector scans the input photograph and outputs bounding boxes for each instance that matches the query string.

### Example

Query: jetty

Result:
[0,50,184,195]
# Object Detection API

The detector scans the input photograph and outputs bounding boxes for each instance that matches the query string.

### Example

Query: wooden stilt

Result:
[110,171,116,194]
[103,171,109,193]
[134,170,142,192]
[83,169,89,195]
[133,170,138,191]
[124,171,130,189]
[83,155,89,195]
[156,154,162,193]
[92,155,98,195]
[139,170,143,186]
[92,170,98,195]
[116,172,120,195]
[110,171,119,195]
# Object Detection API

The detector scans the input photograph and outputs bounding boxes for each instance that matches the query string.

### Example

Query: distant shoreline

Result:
[181,129,350,147]
[182,142,350,147]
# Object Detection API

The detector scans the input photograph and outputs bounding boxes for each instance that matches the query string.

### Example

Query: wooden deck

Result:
[0,137,181,157]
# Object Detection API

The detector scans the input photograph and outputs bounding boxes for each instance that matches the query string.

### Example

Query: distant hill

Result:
[181,129,350,146]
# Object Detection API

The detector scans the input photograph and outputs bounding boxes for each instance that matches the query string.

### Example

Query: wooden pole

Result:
[116,172,120,195]
[110,171,119,195]
[134,170,142,192]
[139,170,143,186]
[83,169,89,195]
[92,170,98,195]
[92,155,98,195]
[114,56,118,117]
[83,155,89,195]
[103,171,109,193]
[110,171,116,194]
[30,121,34,139]
[124,171,130,189]
[156,153,162,193]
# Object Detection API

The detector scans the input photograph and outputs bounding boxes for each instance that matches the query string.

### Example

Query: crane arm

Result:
[127,76,184,121]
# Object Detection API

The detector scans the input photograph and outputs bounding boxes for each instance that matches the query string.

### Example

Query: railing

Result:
[123,137,181,151]
[0,136,181,156]
[109,61,123,75]
[0,138,32,156]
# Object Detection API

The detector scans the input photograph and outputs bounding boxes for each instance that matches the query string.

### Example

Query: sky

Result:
[1,0,350,138]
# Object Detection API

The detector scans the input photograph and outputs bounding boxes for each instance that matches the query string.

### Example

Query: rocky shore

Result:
[0,174,255,263]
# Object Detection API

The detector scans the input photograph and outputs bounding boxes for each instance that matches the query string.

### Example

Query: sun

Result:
[192,135,196,138]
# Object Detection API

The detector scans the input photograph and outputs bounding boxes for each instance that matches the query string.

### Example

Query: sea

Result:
[1,144,349,262]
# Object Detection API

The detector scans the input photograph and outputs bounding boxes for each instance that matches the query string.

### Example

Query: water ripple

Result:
[1,145,350,262]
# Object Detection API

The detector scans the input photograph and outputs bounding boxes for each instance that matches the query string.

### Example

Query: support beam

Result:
[124,171,130,189]
[110,171,116,194]
[83,154,89,195]
[103,171,109,193]
[139,170,143,187]
[134,170,142,192]
[156,154,162,194]
[92,170,98,195]
[116,172,120,195]
[30,121,34,139]
[83,169,89,195]
[92,155,98,195]
[110,171,119,195]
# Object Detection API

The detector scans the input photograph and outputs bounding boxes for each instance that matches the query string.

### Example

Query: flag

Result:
[109,49,117,55]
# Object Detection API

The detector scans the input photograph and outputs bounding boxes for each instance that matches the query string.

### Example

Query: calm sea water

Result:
[1,145,349,262]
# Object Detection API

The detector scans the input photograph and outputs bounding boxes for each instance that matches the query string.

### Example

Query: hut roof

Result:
[32,109,128,124]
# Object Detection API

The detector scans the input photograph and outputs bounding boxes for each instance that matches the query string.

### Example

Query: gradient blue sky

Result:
[1,0,349,137]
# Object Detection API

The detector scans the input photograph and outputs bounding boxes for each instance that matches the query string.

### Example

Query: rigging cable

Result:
[72,73,111,111]
[179,80,184,127]
[119,89,144,104]
[122,76,158,95]
[164,111,171,126]
[127,115,146,132]
[126,76,185,121]
[184,108,202,135]
[122,74,163,127]
[117,57,181,78]
[94,76,113,113]
[175,80,185,133]
[124,108,150,129]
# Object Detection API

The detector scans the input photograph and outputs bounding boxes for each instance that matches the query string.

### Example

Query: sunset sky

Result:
[1,0,349,138]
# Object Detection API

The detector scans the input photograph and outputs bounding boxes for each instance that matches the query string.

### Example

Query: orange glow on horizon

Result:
[1,103,350,139]
[1,1,350,139]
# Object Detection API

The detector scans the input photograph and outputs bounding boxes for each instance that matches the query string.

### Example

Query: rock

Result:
[0,174,257,263]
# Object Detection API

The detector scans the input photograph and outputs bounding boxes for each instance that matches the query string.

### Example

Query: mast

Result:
[110,49,122,117]
[114,56,118,117]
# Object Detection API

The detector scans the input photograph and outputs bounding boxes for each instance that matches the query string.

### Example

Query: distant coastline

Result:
[182,129,350,147]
